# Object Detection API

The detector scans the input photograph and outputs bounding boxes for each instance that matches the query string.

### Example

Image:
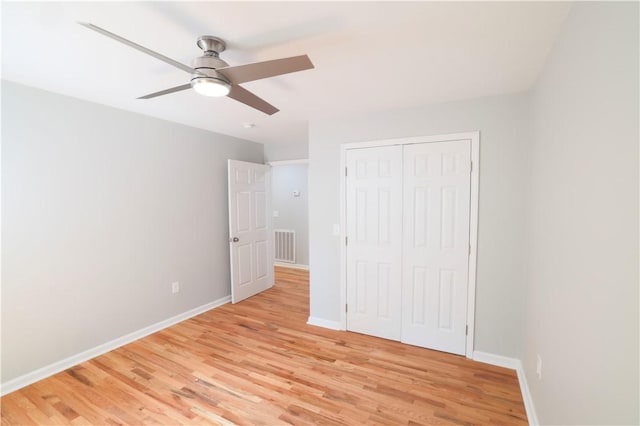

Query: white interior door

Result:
[401,140,471,355]
[345,146,403,340]
[228,160,273,303]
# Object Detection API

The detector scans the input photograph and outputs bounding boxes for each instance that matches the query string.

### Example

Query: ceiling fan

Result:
[78,23,314,115]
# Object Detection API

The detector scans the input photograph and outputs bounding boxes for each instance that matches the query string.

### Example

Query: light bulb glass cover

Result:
[192,77,231,97]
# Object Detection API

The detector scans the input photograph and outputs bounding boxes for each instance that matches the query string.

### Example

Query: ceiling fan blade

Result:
[227,85,279,115]
[78,22,198,75]
[217,55,314,85]
[138,83,192,99]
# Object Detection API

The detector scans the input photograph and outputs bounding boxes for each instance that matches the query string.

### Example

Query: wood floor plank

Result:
[1,267,527,425]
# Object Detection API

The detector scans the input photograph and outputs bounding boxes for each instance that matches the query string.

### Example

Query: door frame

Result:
[339,131,480,358]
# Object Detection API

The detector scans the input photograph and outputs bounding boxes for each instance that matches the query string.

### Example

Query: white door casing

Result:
[345,146,403,340]
[340,132,479,358]
[228,160,274,303]
[401,140,471,355]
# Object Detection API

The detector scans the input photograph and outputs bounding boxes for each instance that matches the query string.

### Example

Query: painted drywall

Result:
[1,81,264,383]
[308,93,530,358]
[264,141,309,162]
[271,164,309,266]
[523,3,639,424]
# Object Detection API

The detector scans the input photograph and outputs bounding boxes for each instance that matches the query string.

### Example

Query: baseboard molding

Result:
[274,262,309,270]
[472,350,520,369]
[0,295,231,396]
[307,316,341,330]
[515,360,539,426]
[472,351,538,425]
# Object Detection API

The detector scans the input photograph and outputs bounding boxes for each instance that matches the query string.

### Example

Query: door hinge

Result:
[346,304,348,313]
[469,244,471,255]
[345,167,348,177]
[345,236,348,245]
[465,325,468,335]
[470,161,473,173]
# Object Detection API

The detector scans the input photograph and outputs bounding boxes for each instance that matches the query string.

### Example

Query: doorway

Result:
[269,160,309,270]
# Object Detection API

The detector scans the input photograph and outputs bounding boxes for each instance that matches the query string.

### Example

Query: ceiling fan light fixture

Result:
[191,77,231,97]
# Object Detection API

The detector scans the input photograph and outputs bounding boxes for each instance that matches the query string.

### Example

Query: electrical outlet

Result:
[172,281,180,294]
[536,354,542,380]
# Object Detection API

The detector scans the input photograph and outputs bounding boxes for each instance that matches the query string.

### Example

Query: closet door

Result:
[345,146,403,340]
[401,140,471,355]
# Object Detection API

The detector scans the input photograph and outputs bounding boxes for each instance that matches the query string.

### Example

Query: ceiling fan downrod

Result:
[196,35,226,56]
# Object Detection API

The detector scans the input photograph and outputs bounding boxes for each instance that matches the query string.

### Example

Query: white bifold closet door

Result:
[345,146,403,341]
[401,141,471,355]
[345,140,471,355]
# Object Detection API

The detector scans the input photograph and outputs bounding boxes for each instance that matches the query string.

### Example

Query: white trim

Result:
[472,351,539,426]
[274,262,309,270]
[268,159,309,166]
[466,132,480,358]
[341,132,479,150]
[472,350,520,369]
[307,316,342,330]
[0,295,231,396]
[516,361,539,426]
[339,131,480,355]
[338,143,348,331]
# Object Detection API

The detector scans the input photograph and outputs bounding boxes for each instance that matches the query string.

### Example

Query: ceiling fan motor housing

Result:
[191,50,231,88]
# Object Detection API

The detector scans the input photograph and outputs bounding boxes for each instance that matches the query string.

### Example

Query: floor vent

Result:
[274,229,296,263]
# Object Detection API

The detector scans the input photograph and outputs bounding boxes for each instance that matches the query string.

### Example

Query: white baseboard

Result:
[472,351,538,425]
[515,360,539,426]
[274,262,309,270]
[0,295,231,396]
[472,350,520,369]
[307,316,342,330]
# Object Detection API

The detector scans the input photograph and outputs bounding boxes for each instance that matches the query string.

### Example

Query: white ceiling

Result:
[2,1,571,149]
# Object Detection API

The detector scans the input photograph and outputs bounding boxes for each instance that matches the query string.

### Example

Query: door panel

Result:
[228,160,273,303]
[401,140,471,355]
[346,146,403,340]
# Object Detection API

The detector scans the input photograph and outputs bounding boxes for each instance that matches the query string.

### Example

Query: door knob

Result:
[230,237,239,242]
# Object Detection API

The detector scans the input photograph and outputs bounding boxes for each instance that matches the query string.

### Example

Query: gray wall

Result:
[308,94,530,358]
[523,3,639,425]
[271,164,309,266]
[308,3,639,423]
[1,81,264,383]
[265,141,308,162]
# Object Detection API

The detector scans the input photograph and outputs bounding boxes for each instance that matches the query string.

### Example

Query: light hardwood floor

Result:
[1,267,527,425]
